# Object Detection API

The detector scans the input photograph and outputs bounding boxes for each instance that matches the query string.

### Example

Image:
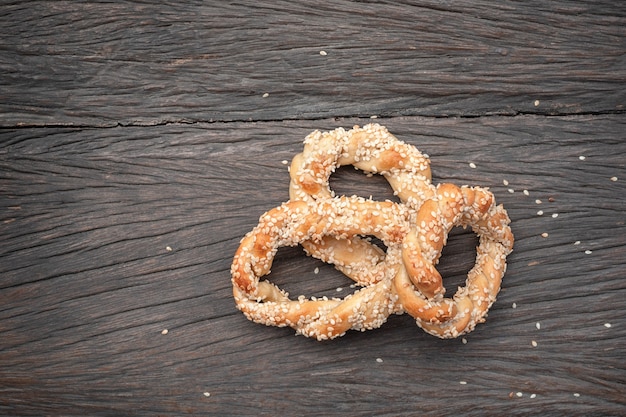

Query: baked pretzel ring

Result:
[396,183,514,338]
[289,124,435,286]
[231,197,412,340]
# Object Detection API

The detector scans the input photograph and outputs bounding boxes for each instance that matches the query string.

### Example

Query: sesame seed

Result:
[541,232,549,238]
[262,93,269,98]
[512,302,517,309]
[161,329,168,335]
[537,210,544,216]
[531,340,538,347]
[336,287,343,292]
[573,393,580,398]
[165,246,172,252]
[604,323,612,328]
[319,50,327,56]
[281,160,289,165]
[579,155,586,161]
[530,394,537,399]
[503,179,509,186]
[203,392,211,397]
[314,267,319,274]
[460,381,467,385]
[610,176,618,182]
[469,162,476,169]
[523,189,530,196]
[574,241,581,245]
[585,250,592,254]
[462,338,468,344]
[516,392,523,397]
[508,188,514,194]
[376,358,383,363]
[370,115,378,119]
[535,199,542,204]
[534,100,540,106]
[552,213,558,218]
[536,322,541,330]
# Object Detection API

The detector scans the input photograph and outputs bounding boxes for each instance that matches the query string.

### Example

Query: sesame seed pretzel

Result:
[231,124,514,339]
[231,198,412,340]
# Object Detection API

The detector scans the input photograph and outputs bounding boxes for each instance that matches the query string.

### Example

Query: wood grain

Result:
[1,115,625,416]
[1,1,625,416]
[0,1,624,127]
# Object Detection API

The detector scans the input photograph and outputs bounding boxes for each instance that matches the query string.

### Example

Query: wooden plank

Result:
[1,1,624,127]
[1,115,624,416]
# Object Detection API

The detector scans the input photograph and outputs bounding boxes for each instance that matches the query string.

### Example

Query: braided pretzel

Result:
[396,183,514,338]
[231,197,411,340]
[289,124,435,286]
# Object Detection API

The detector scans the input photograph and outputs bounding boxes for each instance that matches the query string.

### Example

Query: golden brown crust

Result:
[231,124,514,340]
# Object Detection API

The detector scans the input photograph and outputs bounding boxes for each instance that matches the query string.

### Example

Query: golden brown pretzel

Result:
[395,183,514,338]
[231,197,412,340]
[289,123,435,286]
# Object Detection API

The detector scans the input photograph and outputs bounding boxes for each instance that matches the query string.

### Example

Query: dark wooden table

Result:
[1,2,624,416]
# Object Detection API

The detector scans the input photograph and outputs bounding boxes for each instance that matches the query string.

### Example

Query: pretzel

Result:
[231,124,514,340]
[396,183,514,338]
[289,124,435,286]
[231,197,412,340]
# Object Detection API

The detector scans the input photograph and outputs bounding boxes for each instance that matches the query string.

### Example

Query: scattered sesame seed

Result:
[537,210,544,216]
[460,381,467,385]
[548,197,555,202]
[376,358,383,363]
[573,393,580,398]
[579,155,586,161]
[552,213,559,218]
[161,329,168,335]
[281,160,289,165]
[166,246,172,252]
[610,176,618,182]
[319,50,327,56]
[535,199,542,204]
[203,392,211,397]
[336,287,343,292]
[262,93,269,98]
[314,267,319,274]
[574,241,581,245]
[585,250,592,255]
[516,392,523,398]
[508,188,514,194]
[534,100,540,107]
[604,323,612,328]
[512,302,517,309]
[531,340,538,347]
[503,179,509,186]
[536,322,541,330]
[523,189,530,196]
[469,162,477,169]
[370,115,378,119]
[530,394,537,399]
[462,338,468,344]
[541,232,549,238]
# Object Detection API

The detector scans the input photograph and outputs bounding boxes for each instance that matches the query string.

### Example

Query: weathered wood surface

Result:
[1,1,625,416]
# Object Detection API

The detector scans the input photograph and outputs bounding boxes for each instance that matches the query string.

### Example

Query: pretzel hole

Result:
[265,245,360,300]
[436,227,480,298]
[329,165,401,203]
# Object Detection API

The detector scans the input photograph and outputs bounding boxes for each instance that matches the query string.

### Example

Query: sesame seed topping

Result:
[516,392,523,398]
[165,246,172,252]
[262,93,269,98]
[574,241,581,245]
[604,323,612,328]
[534,100,540,106]
[579,155,586,161]
[161,329,168,335]
[319,50,327,56]
[314,267,319,274]
[536,322,541,330]
[585,250,592,254]
[203,392,211,397]
[610,176,618,182]
[503,179,509,186]
[469,162,477,169]
[460,381,467,385]
[573,393,580,398]
[531,340,538,347]
[281,160,289,165]
[523,189,529,196]
[530,393,537,399]
[512,303,517,309]
[537,210,544,216]
[552,213,558,218]
[541,232,549,238]
[508,188,514,194]
[535,199,542,204]
[376,358,383,363]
